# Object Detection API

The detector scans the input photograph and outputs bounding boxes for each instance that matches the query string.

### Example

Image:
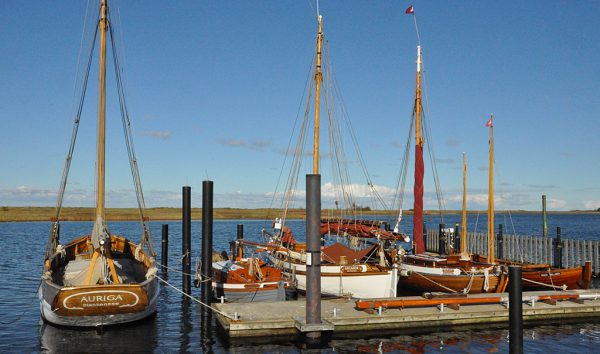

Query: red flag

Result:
[405,5,414,14]
[485,117,493,127]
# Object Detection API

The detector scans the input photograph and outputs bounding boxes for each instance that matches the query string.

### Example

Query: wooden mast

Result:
[87,0,119,284]
[313,15,324,174]
[413,45,425,253]
[96,0,108,228]
[487,114,495,263]
[461,152,468,258]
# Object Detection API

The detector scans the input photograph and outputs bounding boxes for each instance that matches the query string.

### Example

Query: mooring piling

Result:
[498,224,504,260]
[182,186,192,295]
[542,195,548,238]
[161,224,169,272]
[509,265,523,354]
[554,226,563,268]
[201,180,214,311]
[438,223,445,256]
[236,223,244,259]
[305,173,322,339]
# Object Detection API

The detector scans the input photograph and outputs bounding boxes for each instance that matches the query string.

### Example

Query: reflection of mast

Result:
[413,45,425,254]
[312,15,324,174]
[461,153,468,258]
[487,114,495,263]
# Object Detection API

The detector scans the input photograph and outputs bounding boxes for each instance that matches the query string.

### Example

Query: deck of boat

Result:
[214,289,600,338]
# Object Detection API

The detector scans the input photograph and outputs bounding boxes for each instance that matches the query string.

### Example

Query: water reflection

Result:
[179,297,192,353]
[39,316,158,353]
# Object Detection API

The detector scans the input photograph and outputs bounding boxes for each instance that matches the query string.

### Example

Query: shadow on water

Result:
[38,315,158,353]
[179,297,192,352]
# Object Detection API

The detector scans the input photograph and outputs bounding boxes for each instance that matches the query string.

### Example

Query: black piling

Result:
[554,227,563,268]
[161,224,169,272]
[201,180,214,311]
[236,224,244,259]
[509,265,523,354]
[438,223,445,256]
[542,195,548,238]
[422,222,428,252]
[498,224,504,260]
[182,186,192,295]
[306,174,322,340]
[454,222,460,254]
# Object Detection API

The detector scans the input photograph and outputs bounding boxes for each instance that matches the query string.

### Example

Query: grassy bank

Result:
[0,206,597,222]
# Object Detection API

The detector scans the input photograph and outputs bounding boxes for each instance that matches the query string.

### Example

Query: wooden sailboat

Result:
[39,0,159,326]
[212,256,288,303]
[469,117,591,291]
[266,15,400,299]
[209,242,290,302]
[396,49,508,294]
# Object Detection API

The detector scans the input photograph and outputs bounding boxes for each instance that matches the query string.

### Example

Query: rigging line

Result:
[329,61,389,211]
[412,10,422,48]
[420,64,446,221]
[69,0,93,121]
[0,281,42,325]
[155,275,237,320]
[393,113,415,228]
[53,21,100,223]
[266,58,314,222]
[109,24,155,254]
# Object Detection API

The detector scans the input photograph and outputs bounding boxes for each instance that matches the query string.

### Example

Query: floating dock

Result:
[214,290,600,337]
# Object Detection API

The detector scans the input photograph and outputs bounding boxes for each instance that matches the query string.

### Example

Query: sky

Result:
[1,1,600,211]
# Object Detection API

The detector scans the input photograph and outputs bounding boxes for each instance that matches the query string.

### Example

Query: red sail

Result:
[413,144,425,253]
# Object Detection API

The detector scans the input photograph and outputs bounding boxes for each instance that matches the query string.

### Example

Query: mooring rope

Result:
[155,275,237,320]
[0,281,41,325]
[521,277,567,291]
[412,271,457,293]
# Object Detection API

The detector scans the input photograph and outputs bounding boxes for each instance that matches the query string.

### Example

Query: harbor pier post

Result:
[422,222,427,252]
[182,186,192,295]
[306,174,322,340]
[454,222,460,255]
[554,227,563,268]
[438,223,445,256]
[201,180,214,311]
[509,265,523,354]
[498,224,504,260]
[236,224,244,259]
[542,195,548,238]
[161,224,168,272]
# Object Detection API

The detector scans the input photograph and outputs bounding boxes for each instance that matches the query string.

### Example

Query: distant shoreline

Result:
[1,206,598,222]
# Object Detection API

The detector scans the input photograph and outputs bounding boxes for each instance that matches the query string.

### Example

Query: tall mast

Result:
[413,45,425,254]
[312,15,324,174]
[90,0,109,251]
[96,0,108,224]
[461,152,468,258]
[487,114,495,263]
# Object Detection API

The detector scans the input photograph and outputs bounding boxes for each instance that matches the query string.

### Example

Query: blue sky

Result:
[1,1,599,211]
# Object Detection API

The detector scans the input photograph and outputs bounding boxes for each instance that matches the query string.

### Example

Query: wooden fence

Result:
[424,228,600,276]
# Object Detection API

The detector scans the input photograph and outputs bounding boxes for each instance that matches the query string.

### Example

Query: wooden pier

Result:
[214,290,600,337]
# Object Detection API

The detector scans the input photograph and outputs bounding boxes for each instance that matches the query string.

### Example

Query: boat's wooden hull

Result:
[39,279,159,327]
[490,258,592,291]
[398,262,508,294]
[520,263,592,291]
[270,255,398,298]
[213,281,286,302]
[40,234,159,327]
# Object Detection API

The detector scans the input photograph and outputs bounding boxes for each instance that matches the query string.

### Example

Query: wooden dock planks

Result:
[214,290,600,338]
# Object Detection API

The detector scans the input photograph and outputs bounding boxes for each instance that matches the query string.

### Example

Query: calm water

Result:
[1,213,599,353]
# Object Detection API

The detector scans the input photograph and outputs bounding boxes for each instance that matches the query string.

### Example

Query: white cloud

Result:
[141,130,172,140]
[583,200,600,210]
